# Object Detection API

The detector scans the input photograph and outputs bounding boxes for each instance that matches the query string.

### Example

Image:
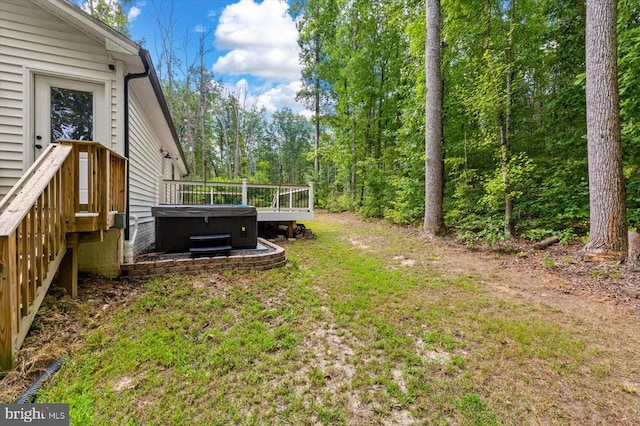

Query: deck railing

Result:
[160,179,314,213]
[0,141,126,370]
[68,141,127,231]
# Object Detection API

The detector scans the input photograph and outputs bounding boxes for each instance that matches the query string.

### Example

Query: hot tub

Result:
[152,205,257,253]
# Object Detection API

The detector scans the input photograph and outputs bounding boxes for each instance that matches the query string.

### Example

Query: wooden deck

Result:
[159,179,315,223]
[0,141,126,371]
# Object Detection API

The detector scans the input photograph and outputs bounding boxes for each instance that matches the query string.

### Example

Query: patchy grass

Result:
[33,212,640,424]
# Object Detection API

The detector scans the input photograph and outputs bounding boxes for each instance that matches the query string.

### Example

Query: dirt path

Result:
[328,211,639,319]
[325,211,640,395]
[319,213,640,424]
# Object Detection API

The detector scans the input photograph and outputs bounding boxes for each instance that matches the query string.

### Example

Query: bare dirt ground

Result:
[329,212,639,318]
[434,233,639,318]
[2,211,639,410]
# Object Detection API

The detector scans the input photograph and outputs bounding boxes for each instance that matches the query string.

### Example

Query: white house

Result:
[0,0,192,369]
[0,0,188,275]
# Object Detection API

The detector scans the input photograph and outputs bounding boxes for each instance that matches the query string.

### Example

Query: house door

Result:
[34,75,106,157]
[34,75,107,204]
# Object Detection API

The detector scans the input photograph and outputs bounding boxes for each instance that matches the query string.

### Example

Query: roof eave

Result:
[138,49,189,176]
[30,0,188,175]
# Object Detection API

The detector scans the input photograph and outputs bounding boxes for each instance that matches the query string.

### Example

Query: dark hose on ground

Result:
[13,359,64,404]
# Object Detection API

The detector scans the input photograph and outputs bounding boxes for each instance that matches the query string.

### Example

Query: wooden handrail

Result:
[0,145,59,216]
[1,141,126,370]
[0,145,73,237]
[161,179,310,190]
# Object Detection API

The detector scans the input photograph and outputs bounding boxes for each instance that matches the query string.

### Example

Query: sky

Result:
[123,0,308,116]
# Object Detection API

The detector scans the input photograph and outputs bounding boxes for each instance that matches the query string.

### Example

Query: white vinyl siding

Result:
[128,88,164,254]
[0,0,118,197]
[1,0,184,257]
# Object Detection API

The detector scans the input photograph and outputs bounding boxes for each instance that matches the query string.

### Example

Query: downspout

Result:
[123,215,138,263]
[123,50,150,242]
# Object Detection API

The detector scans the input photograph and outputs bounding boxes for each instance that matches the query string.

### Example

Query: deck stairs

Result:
[0,141,126,371]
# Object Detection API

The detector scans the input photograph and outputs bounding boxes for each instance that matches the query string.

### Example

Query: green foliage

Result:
[618,0,640,229]
[358,160,394,218]
[522,228,576,246]
[445,168,484,225]
[385,175,425,224]
[543,252,556,268]
[73,0,133,36]
[480,154,534,215]
[269,108,314,184]
[625,165,640,228]
[152,0,640,244]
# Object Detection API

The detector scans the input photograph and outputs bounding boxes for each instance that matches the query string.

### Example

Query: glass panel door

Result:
[34,75,105,161]
[50,87,94,142]
[33,76,106,207]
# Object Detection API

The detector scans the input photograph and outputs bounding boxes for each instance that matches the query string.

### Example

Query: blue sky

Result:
[123,0,307,115]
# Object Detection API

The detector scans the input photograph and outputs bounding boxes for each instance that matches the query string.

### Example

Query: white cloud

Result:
[212,0,301,83]
[219,79,310,117]
[214,49,301,81]
[127,5,142,21]
[255,81,304,114]
[193,25,207,34]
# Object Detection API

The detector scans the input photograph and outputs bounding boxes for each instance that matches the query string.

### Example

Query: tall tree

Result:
[75,0,132,35]
[153,0,177,108]
[196,28,213,181]
[270,108,313,184]
[424,0,445,236]
[293,0,338,175]
[583,0,628,259]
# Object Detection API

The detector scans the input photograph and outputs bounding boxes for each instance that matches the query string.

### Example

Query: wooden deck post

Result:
[288,221,297,239]
[0,238,19,370]
[59,234,79,298]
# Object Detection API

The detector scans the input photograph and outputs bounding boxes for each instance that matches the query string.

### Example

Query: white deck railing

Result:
[160,179,314,213]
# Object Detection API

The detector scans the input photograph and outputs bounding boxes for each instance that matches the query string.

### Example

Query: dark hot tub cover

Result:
[152,205,257,218]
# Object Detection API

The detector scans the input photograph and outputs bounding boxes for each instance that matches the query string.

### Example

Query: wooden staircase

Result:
[189,234,232,257]
[0,141,126,371]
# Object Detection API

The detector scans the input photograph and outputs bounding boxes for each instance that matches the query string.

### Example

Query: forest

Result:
[290,0,639,249]
[83,0,640,248]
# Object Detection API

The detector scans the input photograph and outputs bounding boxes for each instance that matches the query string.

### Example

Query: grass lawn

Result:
[36,212,639,424]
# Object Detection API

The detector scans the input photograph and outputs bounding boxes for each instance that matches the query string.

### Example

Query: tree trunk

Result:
[502,4,515,239]
[583,0,628,260]
[314,30,321,175]
[423,0,445,237]
[233,100,241,180]
[199,32,207,182]
[351,114,357,204]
